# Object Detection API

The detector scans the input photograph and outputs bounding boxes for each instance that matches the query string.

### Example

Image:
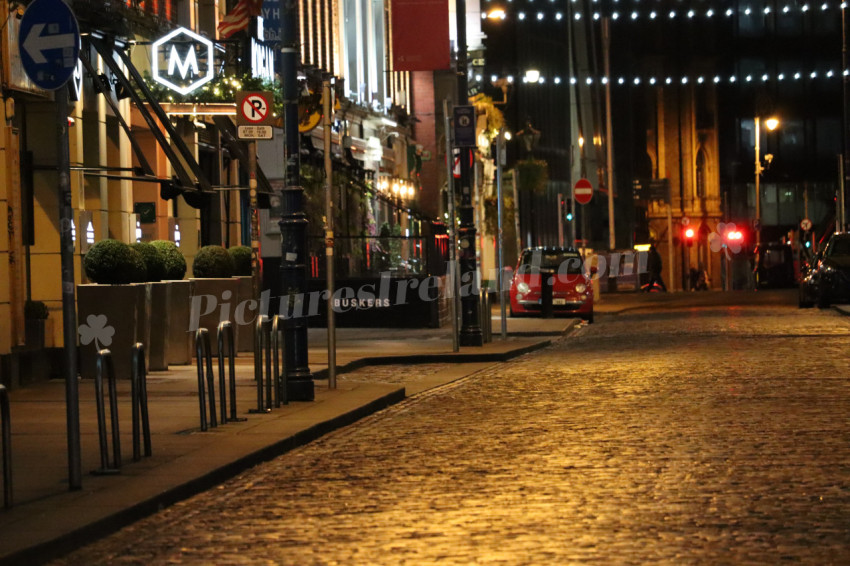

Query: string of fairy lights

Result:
[481,0,848,22]
[480,69,846,88]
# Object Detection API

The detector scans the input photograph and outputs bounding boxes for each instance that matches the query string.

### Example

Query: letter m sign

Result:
[152,27,214,95]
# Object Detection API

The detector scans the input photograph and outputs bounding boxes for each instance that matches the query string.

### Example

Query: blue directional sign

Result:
[18,0,80,91]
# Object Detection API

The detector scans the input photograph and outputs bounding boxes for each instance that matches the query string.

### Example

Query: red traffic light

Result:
[684,227,695,239]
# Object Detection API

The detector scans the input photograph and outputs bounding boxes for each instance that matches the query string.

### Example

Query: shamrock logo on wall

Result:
[79,314,115,351]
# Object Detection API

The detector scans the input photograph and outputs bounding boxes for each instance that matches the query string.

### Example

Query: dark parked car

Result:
[799,233,850,308]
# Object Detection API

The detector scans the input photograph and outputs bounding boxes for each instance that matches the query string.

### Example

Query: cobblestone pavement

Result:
[53,300,850,565]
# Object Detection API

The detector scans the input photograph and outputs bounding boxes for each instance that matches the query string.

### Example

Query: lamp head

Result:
[765,117,779,131]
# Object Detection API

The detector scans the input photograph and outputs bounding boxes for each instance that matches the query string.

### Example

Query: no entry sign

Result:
[574,178,593,205]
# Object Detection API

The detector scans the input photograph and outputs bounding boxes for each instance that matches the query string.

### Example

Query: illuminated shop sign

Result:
[151,27,214,95]
[251,18,275,82]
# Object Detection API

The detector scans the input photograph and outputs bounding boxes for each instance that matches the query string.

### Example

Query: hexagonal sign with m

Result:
[152,27,214,95]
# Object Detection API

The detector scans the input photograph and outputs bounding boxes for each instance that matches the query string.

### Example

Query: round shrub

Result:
[129,247,147,283]
[84,239,138,284]
[192,245,235,278]
[228,245,252,276]
[130,242,166,282]
[151,240,187,280]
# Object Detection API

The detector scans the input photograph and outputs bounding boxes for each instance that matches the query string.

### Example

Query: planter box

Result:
[166,280,193,365]
[77,283,144,380]
[135,283,151,371]
[190,278,239,356]
[235,275,255,352]
[25,318,45,349]
[148,282,171,370]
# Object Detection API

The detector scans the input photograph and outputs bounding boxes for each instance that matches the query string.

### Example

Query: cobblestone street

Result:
[53,296,850,564]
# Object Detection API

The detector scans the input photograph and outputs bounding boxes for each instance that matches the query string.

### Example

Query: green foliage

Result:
[130,242,166,282]
[84,239,138,284]
[193,245,235,278]
[24,300,48,319]
[516,159,549,194]
[142,72,283,117]
[151,240,187,280]
[228,246,253,276]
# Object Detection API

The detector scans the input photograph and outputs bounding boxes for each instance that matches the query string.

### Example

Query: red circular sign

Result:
[574,178,593,205]
[241,94,270,124]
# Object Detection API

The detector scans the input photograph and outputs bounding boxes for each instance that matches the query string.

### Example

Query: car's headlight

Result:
[517,282,530,294]
[575,283,587,294]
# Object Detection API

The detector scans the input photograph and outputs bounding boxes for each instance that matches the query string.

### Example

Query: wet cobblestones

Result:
[53,304,850,565]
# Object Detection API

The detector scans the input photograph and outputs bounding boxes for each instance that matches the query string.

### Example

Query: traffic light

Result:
[565,200,574,222]
[683,226,696,247]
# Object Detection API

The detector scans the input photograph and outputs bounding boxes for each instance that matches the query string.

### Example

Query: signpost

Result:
[19,0,82,490]
[800,218,812,231]
[235,91,274,330]
[574,178,594,205]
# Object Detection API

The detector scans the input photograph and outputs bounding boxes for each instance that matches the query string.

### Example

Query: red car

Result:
[509,247,594,323]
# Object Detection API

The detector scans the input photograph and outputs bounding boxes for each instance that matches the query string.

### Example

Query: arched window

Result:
[695,149,707,199]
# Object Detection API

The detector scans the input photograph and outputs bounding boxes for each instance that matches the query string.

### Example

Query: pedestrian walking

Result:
[644,244,667,292]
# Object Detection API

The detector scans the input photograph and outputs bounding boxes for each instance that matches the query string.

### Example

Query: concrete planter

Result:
[190,278,239,355]
[77,283,144,380]
[166,280,193,365]
[235,276,255,352]
[148,282,171,370]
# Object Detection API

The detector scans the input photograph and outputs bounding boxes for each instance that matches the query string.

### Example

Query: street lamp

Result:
[754,115,779,248]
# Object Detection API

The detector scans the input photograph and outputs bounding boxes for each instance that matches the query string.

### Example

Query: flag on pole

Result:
[218,0,263,39]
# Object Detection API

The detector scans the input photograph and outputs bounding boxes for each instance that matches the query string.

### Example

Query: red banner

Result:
[391,0,450,71]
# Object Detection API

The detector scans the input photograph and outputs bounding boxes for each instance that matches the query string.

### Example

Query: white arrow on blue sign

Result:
[18,0,80,91]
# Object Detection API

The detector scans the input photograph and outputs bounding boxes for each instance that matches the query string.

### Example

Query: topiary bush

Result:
[129,247,147,283]
[228,245,252,276]
[84,239,138,284]
[24,300,49,319]
[131,242,166,282]
[192,245,235,278]
[151,240,187,280]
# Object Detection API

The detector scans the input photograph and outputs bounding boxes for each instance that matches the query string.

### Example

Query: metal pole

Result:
[755,116,761,248]
[443,99,459,353]
[455,0,483,346]
[666,202,674,291]
[496,128,507,340]
[836,155,847,232]
[323,79,337,389]
[602,17,616,250]
[249,141,261,305]
[279,0,313,399]
[57,92,81,490]
[843,4,849,233]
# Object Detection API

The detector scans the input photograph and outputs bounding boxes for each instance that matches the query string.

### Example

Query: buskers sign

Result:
[151,25,275,96]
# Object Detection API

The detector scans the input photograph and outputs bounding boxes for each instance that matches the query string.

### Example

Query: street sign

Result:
[236,91,274,126]
[453,105,476,147]
[18,0,80,91]
[681,216,690,226]
[237,125,273,140]
[574,178,593,205]
[800,218,812,231]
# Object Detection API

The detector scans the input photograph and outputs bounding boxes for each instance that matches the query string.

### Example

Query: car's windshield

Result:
[519,251,584,274]
[826,237,850,257]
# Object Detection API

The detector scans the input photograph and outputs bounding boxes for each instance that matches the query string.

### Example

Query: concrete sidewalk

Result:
[0,315,576,565]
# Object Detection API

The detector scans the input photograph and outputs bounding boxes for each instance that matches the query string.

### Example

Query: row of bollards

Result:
[195,321,243,431]
[251,315,287,413]
[93,344,152,475]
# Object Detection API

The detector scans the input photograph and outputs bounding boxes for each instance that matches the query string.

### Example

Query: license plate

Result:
[553,299,566,305]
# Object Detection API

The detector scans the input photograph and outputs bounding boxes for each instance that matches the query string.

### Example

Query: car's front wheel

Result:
[582,311,594,324]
